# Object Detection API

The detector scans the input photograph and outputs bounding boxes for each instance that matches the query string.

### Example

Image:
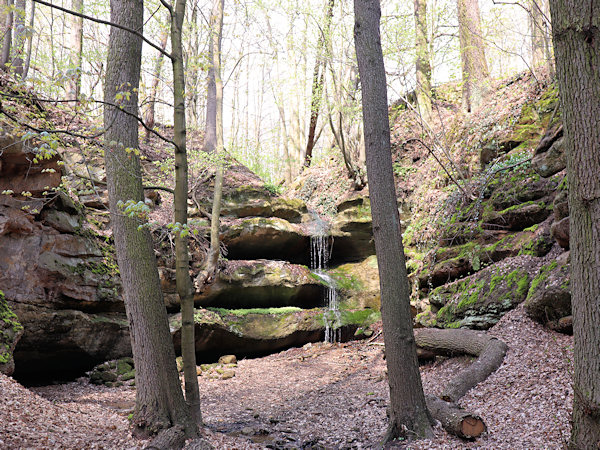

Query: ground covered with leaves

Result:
[0,305,571,449]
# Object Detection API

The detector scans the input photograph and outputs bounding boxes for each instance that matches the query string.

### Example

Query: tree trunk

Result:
[425,395,486,440]
[103,0,197,441]
[414,0,432,125]
[11,0,25,76]
[65,0,83,100]
[548,1,600,447]
[205,0,224,280]
[457,0,488,112]
[21,0,33,78]
[203,0,224,154]
[144,25,169,142]
[1,0,13,70]
[304,0,334,168]
[354,0,434,442]
[414,328,508,402]
[170,0,202,426]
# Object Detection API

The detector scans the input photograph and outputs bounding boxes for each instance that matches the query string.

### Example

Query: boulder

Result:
[524,254,571,333]
[532,137,566,178]
[553,189,569,221]
[428,256,533,329]
[483,201,552,231]
[0,291,24,376]
[550,216,569,249]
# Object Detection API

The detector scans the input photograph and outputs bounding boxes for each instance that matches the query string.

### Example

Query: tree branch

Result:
[32,0,173,60]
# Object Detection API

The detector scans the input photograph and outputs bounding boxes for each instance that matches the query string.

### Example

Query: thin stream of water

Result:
[310,233,340,343]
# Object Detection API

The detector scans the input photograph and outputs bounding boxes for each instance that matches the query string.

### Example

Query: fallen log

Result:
[415,328,508,402]
[425,394,486,440]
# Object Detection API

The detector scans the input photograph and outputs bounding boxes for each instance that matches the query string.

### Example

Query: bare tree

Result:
[65,0,83,100]
[103,0,197,443]
[304,0,334,168]
[354,0,434,442]
[457,0,488,112]
[414,0,432,124]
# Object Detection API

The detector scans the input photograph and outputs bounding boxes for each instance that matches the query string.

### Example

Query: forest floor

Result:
[1,305,572,449]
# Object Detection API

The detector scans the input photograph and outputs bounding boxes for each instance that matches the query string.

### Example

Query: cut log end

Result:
[460,416,486,439]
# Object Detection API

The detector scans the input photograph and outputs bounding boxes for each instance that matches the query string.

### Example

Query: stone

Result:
[532,137,566,178]
[430,257,532,329]
[218,354,237,365]
[330,196,375,264]
[195,260,325,309]
[220,217,309,264]
[484,202,552,231]
[553,189,569,221]
[170,307,379,360]
[524,257,571,332]
[43,210,80,233]
[550,216,569,249]
[221,370,235,380]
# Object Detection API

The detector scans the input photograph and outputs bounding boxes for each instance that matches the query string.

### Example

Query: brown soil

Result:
[1,305,571,449]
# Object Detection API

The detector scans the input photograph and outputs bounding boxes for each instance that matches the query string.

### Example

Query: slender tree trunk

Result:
[103,0,197,441]
[144,25,169,142]
[65,0,83,100]
[170,0,202,426]
[207,0,224,275]
[1,0,13,70]
[10,0,25,76]
[457,0,488,112]
[21,0,33,78]
[414,0,432,124]
[304,0,334,168]
[354,0,434,442]
[203,0,223,154]
[548,1,600,447]
[530,0,545,68]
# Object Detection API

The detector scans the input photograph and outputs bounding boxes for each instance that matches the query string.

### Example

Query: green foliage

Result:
[393,163,417,180]
[263,182,281,195]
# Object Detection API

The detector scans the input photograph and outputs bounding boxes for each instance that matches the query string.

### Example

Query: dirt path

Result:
[1,305,572,449]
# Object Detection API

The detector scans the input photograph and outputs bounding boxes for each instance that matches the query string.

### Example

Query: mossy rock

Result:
[483,201,552,231]
[196,260,326,309]
[429,257,532,329]
[328,256,380,311]
[524,254,571,332]
[0,291,24,376]
[88,357,136,386]
[170,306,380,360]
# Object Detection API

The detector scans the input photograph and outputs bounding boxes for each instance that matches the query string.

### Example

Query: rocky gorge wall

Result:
[0,127,378,382]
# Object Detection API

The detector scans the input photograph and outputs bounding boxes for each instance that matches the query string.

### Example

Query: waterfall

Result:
[309,229,340,343]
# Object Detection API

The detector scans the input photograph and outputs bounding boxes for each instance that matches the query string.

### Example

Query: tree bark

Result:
[414,328,508,402]
[21,0,33,78]
[354,0,434,442]
[425,394,486,440]
[548,1,600,447]
[170,0,202,426]
[203,0,224,154]
[103,0,197,441]
[1,0,13,70]
[65,0,83,100]
[304,0,334,168]
[11,0,25,76]
[457,0,488,112]
[414,0,432,125]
